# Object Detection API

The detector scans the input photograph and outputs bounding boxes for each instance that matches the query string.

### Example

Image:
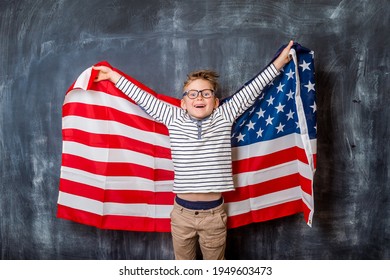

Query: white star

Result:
[249,107,255,114]
[265,115,274,126]
[286,69,295,80]
[256,108,266,118]
[304,80,315,92]
[276,122,285,133]
[310,51,315,58]
[299,60,311,72]
[286,110,295,120]
[275,102,285,113]
[310,101,317,113]
[266,95,275,106]
[286,90,294,100]
[256,127,264,138]
[276,82,285,93]
[236,133,245,142]
[246,121,256,131]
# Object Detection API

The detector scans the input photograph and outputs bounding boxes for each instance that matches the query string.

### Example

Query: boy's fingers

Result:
[93,65,107,71]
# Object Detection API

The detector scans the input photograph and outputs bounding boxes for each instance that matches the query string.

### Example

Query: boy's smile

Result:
[180,79,219,120]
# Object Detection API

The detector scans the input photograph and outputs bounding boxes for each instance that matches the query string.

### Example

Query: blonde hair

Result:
[183,70,220,95]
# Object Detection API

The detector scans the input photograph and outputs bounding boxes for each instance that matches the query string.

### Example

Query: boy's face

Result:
[180,78,219,120]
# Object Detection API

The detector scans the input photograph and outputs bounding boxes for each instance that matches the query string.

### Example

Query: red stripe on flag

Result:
[57,204,103,228]
[104,189,175,204]
[62,129,172,159]
[223,174,301,203]
[60,178,175,205]
[101,214,171,232]
[59,178,175,204]
[60,178,105,201]
[299,174,313,195]
[227,200,304,229]
[61,154,174,180]
[232,146,309,174]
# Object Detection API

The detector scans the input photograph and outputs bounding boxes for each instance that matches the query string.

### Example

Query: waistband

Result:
[175,196,223,210]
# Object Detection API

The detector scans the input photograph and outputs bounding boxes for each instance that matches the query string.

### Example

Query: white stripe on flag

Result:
[234,160,313,189]
[62,116,171,148]
[62,141,173,170]
[65,88,169,122]
[232,133,312,160]
[60,166,173,192]
[73,67,92,90]
[225,186,302,216]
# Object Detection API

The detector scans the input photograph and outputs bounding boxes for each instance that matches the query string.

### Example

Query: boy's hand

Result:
[273,40,294,71]
[93,65,121,84]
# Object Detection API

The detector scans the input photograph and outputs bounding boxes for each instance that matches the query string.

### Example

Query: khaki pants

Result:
[170,200,227,260]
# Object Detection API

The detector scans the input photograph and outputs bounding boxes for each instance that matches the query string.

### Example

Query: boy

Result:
[93,40,294,259]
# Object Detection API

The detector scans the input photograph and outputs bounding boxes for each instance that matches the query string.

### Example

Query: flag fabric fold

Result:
[57,43,316,232]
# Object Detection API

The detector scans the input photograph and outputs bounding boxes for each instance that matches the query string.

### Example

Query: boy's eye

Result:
[188,91,198,98]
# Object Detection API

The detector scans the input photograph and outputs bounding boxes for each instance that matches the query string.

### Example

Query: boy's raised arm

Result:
[272,40,294,71]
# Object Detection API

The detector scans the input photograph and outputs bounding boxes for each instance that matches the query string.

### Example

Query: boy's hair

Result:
[183,70,220,97]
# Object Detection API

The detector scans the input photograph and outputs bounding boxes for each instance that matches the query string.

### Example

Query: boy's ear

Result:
[180,98,187,110]
[214,98,220,108]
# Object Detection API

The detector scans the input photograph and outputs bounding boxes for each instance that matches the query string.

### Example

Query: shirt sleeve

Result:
[115,76,177,126]
[219,63,280,123]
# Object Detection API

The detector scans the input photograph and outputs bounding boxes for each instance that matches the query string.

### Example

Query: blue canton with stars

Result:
[223,43,316,147]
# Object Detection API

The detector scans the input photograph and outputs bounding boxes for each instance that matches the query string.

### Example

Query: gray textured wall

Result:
[0,0,389,259]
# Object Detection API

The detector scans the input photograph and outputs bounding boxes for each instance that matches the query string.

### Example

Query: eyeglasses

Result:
[182,89,215,99]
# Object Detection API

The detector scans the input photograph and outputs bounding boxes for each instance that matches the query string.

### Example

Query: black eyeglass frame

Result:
[182,89,215,99]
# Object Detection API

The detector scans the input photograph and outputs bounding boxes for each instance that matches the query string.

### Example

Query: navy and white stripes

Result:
[116,64,279,193]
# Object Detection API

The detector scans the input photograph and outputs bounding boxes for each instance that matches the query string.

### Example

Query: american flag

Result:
[57,43,316,232]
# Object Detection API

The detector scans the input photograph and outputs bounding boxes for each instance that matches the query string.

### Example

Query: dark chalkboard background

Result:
[1,0,389,260]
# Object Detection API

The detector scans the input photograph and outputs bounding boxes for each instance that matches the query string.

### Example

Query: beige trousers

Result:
[170,200,227,260]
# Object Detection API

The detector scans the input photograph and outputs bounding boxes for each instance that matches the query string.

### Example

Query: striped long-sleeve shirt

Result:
[116,64,279,193]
